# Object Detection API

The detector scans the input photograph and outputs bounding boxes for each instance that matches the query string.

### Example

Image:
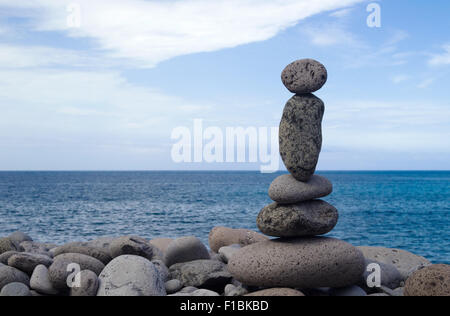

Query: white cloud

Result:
[301,22,365,48]
[429,44,450,66]
[384,30,409,46]
[391,74,410,84]
[329,8,353,18]
[417,78,435,89]
[0,44,106,69]
[0,0,363,68]
[0,69,212,147]
[301,22,411,69]
[323,99,450,152]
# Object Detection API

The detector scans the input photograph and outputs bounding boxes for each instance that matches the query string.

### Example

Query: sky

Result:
[0,0,449,171]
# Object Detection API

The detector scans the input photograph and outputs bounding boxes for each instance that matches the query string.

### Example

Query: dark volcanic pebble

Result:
[279,94,324,182]
[281,59,327,94]
[257,200,338,237]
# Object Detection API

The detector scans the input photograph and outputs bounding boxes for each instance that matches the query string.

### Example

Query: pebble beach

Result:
[0,229,446,297]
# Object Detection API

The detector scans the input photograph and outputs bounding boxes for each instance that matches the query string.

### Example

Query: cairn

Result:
[258,59,337,238]
[228,59,366,290]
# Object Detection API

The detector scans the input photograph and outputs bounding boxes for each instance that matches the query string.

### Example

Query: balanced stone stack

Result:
[229,59,366,290]
[258,59,337,238]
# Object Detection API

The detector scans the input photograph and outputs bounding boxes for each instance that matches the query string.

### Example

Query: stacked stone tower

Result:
[228,59,366,291]
[258,59,337,238]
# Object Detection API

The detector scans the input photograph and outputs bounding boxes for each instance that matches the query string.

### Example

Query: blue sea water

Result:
[0,171,448,264]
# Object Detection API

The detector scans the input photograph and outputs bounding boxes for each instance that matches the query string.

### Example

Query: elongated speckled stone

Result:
[279,94,324,182]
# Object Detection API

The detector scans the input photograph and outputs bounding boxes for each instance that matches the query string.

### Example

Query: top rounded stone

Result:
[281,59,327,94]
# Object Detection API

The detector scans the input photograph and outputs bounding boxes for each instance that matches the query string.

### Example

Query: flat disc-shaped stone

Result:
[228,237,365,289]
[257,200,338,237]
[269,174,332,204]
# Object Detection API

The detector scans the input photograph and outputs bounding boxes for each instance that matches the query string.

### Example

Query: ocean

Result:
[0,171,448,264]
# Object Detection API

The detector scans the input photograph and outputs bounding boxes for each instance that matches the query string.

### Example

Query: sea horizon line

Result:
[0,170,449,173]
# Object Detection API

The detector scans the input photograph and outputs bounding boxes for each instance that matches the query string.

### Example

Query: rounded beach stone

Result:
[0,265,30,290]
[246,288,305,296]
[169,260,232,292]
[357,246,431,280]
[0,282,31,296]
[210,251,224,262]
[8,252,53,275]
[150,238,174,255]
[179,286,198,294]
[152,259,170,282]
[391,287,405,296]
[48,253,105,289]
[70,270,99,296]
[191,289,220,296]
[257,200,338,237]
[279,94,324,182]
[164,236,210,267]
[224,284,248,296]
[0,237,22,254]
[269,174,332,204]
[20,241,53,257]
[209,227,269,253]
[380,286,404,297]
[9,231,33,244]
[52,243,112,265]
[168,292,190,297]
[0,251,19,265]
[97,255,166,296]
[30,265,59,295]
[165,279,183,294]
[218,244,241,263]
[281,59,327,94]
[228,237,365,289]
[404,264,450,296]
[85,237,115,251]
[109,236,161,261]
